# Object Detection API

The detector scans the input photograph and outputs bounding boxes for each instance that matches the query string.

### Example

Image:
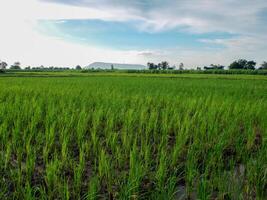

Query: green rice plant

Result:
[24,182,35,200]
[73,145,86,198]
[155,149,168,191]
[45,158,60,198]
[128,144,144,196]
[62,180,70,200]
[4,142,12,169]
[61,133,69,164]
[91,109,103,154]
[43,122,56,163]
[0,74,266,199]
[98,149,113,193]
[197,176,210,200]
[25,145,36,180]
[86,176,100,200]
[77,108,88,147]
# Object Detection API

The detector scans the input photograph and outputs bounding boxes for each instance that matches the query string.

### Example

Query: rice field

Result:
[0,74,267,199]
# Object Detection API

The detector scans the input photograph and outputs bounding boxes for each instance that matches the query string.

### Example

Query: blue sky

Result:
[1,0,267,67]
[39,19,235,50]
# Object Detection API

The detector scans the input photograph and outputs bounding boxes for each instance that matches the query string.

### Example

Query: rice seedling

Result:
[0,74,266,199]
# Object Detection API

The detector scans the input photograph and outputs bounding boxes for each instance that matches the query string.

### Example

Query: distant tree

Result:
[148,61,177,70]
[25,66,31,70]
[0,61,8,69]
[229,59,247,69]
[157,63,163,70]
[239,60,249,69]
[197,67,201,70]
[179,63,184,70]
[161,61,169,70]
[147,62,157,70]
[245,61,256,70]
[10,62,21,70]
[111,64,114,70]
[260,61,267,69]
[167,65,175,70]
[163,61,169,69]
[36,65,45,70]
[76,65,82,70]
[229,59,256,70]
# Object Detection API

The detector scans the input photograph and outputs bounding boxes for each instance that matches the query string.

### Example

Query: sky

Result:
[0,0,267,68]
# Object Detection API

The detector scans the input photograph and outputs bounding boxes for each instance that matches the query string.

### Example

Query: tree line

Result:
[1,59,267,71]
[147,59,267,70]
[147,61,184,70]
[0,61,83,71]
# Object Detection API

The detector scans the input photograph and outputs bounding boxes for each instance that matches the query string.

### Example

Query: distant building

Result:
[87,62,146,70]
[204,65,224,70]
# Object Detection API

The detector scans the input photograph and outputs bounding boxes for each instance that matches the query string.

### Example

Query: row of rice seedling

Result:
[0,76,266,199]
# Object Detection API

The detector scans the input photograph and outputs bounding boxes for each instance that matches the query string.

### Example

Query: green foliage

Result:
[76,65,82,70]
[0,61,8,70]
[229,59,256,70]
[261,61,267,69]
[10,62,21,70]
[147,61,169,70]
[0,74,267,199]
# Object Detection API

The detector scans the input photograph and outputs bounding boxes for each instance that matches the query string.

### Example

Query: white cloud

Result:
[0,0,146,67]
[0,21,144,67]
[0,0,267,68]
[36,0,267,34]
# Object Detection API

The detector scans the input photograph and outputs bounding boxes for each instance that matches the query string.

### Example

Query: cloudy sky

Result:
[0,0,267,68]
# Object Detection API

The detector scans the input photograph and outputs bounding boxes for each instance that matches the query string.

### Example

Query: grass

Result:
[2,70,267,80]
[0,73,267,199]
